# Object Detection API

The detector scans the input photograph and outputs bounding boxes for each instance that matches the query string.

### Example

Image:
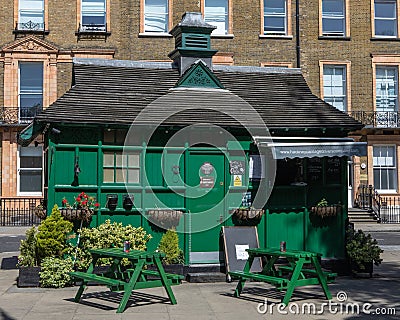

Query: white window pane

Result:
[116,169,124,182]
[103,153,114,166]
[116,153,123,167]
[128,154,140,167]
[145,0,168,32]
[128,169,140,183]
[205,0,228,34]
[376,67,398,111]
[20,0,44,10]
[323,65,346,111]
[103,168,114,182]
[20,171,42,192]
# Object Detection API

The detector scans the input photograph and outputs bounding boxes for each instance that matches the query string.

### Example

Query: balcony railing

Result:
[349,111,400,128]
[76,23,111,40]
[13,21,48,38]
[0,106,43,125]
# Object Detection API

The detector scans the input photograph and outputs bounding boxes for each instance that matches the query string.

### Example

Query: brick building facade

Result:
[1,0,400,209]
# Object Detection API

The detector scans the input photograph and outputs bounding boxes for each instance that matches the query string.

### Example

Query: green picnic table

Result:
[229,248,336,306]
[70,248,183,313]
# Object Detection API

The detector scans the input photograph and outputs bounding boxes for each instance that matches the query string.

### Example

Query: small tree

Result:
[36,205,74,264]
[158,229,184,265]
[17,226,39,267]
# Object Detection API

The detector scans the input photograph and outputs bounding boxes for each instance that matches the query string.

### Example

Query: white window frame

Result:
[375,65,398,112]
[81,0,106,31]
[374,0,398,37]
[18,0,44,30]
[18,62,43,124]
[263,0,288,35]
[373,145,398,192]
[321,0,346,36]
[204,0,229,35]
[322,64,347,111]
[17,146,43,196]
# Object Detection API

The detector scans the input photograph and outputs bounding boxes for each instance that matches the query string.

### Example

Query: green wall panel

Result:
[78,150,98,185]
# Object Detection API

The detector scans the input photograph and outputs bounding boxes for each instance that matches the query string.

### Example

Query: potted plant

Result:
[230,207,265,220]
[156,229,185,275]
[346,228,383,277]
[310,198,341,218]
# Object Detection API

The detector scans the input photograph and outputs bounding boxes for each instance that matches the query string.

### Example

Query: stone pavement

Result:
[0,224,398,319]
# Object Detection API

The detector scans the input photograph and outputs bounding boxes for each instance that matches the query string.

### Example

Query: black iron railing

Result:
[355,184,400,223]
[349,111,400,128]
[0,106,42,124]
[16,21,44,31]
[0,198,45,226]
[76,23,110,40]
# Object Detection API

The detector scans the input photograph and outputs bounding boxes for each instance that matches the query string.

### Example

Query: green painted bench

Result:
[278,266,337,282]
[229,271,289,290]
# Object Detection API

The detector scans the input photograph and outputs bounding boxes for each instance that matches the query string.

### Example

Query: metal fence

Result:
[0,198,44,226]
[355,184,400,224]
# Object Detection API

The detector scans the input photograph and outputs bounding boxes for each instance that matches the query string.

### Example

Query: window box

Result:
[310,204,341,218]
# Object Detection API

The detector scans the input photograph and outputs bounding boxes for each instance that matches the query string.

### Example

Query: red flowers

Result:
[62,192,99,210]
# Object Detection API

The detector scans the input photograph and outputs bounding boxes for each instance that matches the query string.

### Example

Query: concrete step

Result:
[186,272,227,283]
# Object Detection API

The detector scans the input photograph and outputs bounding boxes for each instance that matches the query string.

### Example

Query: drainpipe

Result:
[296,0,300,68]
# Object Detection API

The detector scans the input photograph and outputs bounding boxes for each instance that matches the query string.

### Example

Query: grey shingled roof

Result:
[35,58,363,131]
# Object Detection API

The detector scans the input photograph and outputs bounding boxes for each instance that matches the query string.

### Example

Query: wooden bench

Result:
[278,266,337,282]
[70,271,126,289]
[229,271,288,290]
[139,269,184,285]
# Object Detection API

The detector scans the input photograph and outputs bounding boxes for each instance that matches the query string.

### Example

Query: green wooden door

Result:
[187,152,226,264]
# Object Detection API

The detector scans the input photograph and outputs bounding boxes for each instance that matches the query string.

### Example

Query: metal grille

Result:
[0,198,44,226]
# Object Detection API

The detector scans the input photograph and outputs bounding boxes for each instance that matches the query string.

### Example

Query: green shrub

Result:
[17,226,39,267]
[39,257,74,288]
[73,220,152,270]
[36,205,74,264]
[346,228,383,271]
[158,229,184,265]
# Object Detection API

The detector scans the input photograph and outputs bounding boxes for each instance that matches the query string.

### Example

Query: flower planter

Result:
[146,210,183,229]
[60,208,93,222]
[18,266,41,287]
[230,209,265,220]
[310,205,341,218]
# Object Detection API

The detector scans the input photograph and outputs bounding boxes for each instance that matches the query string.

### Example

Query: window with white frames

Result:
[376,66,398,111]
[144,0,169,33]
[322,0,345,36]
[81,0,106,30]
[18,0,44,30]
[19,62,43,123]
[374,0,398,37]
[373,145,398,191]
[18,146,43,196]
[323,65,347,111]
[264,0,287,35]
[204,0,228,35]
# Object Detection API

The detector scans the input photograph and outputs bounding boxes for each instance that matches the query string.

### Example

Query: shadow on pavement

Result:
[0,308,17,320]
[0,256,18,270]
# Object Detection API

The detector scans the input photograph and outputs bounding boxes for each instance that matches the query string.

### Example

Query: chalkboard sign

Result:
[307,157,323,184]
[326,157,341,184]
[222,226,262,275]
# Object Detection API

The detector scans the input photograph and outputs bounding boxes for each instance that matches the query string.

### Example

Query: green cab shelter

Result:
[20,13,365,268]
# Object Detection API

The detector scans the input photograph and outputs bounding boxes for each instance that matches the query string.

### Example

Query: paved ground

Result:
[0,224,398,319]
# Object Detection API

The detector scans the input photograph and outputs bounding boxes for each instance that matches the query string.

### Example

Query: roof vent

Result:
[168,12,218,75]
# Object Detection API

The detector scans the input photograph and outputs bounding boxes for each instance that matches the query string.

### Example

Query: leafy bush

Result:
[346,228,383,271]
[36,205,74,263]
[39,257,74,288]
[18,205,73,267]
[73,220,152,270]
[17,226,39,267]
[158,229,184,265]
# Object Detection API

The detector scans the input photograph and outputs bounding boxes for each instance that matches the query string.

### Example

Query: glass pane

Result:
[375,2,396,18]
[376,67,398,111]
[128,169,140,183]
[103,153,114,166]
[128,154,140,167]
[115,153,123,167]
[19,12,43,24]
[264,0,286,14]
[20,170,42,192]
[205,0,228,34]
[388,169,397,189]
[20,95,42,108]
[375,20,397,36]
[145,0,168,32]
[322,19,345,34]
[82,16,105,26]
[20,0,44,10]
[116,168,124,183]
[373,169,382,189]
[103,168,114,182]
[322,0,344,15]
[20,156,42,168]
[264,17,285,33]
[20,63,43,92]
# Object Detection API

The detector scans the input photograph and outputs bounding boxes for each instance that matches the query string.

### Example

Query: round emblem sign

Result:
[200,162,214,175]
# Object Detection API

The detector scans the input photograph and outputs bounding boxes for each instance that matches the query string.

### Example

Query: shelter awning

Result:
[254,137,367,159]
[17,121,46,147]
